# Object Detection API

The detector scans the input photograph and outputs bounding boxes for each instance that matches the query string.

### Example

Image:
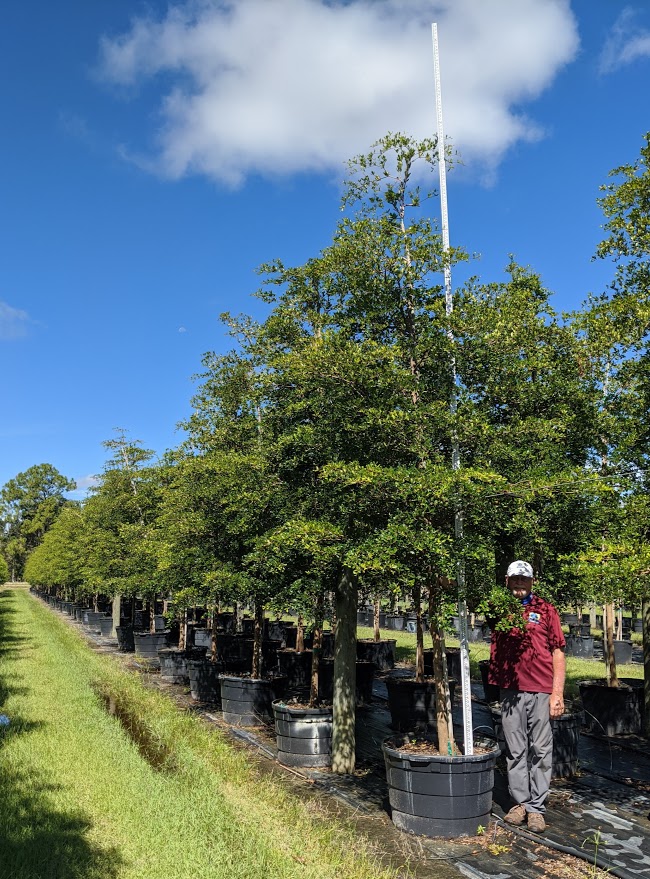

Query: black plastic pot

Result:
[99,617,114,637]
[187,657,222,703]
[276,649,313,692]
[386,614,405,632]
[357,610,372,627]
[273,700,333,767]
[266,620,293,642]
[220,674,287,726]
[579,678,643,736]
[115,625,135,652]
[565,635,594,659]
[569,623,591,637]
[356,638,396,671]
[423,647,461,682]
[193,628,212,649]
[383,737,498,838]
[489,707,581,778]
[133,631,170,666]
[385,676,457,732]
[318,660,374,706]
[159,648,192,684]
[83,610,106,630]
[478,660,500,704]
[562,612,580,626]
[613,639,633,665]
[551,712,582,777]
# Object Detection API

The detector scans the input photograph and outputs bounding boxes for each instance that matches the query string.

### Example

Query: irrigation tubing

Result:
[493,816,638,879]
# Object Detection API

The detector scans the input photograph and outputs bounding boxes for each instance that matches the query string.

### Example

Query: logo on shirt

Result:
[528,612,541,624]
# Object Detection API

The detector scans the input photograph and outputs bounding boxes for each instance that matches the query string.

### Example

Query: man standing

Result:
[488,560,566,833]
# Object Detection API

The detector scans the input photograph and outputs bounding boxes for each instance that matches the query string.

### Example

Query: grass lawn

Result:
[357,625,644,700]
[0,587,397,879]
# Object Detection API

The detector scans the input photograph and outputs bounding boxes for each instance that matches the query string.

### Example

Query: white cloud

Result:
[600,7,650,74]
[0,301,30,340]
[97,0,579,185]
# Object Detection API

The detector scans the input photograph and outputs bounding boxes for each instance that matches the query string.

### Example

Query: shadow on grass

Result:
[0,588,124,879]
[0,760,124,879]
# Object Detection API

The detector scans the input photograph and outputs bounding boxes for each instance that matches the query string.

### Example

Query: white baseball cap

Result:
[506,560,533,578]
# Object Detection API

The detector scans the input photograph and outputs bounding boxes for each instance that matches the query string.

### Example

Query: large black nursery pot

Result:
[98,616,114,637]
[478,660,500,704]
[356,638,396,671]
[569,622,591,637]
[273,700,333,767]
[551,712,582,777]
[383,736,499,838]
[115,625,135,652]
[385,676,456,732]
[82,610,106,630]
[318,660,374,706]
[579,678,643,737]
[424,647,461,682]
[187,657,222,704]
[133,631,170,666]
[613,639,633,666]
[565,634,594,659]
[158,648,205,685]
[385,613,405,632]
[489,707,582,778]
[220,674,287,727]
[276,648,313,693]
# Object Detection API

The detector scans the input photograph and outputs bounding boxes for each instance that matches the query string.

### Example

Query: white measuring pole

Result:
[432,22,473,756]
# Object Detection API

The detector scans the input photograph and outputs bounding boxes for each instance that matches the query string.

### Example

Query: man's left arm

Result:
[549,648,565,717]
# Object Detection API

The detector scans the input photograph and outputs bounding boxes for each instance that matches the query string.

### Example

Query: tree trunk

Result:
[616,606,623,641]
[150,596,157,633]
[296,613,305,652]
[373,594,381,642]
[589,603,597,630]
[429,581,456,754]
[179,609,188,651]
[332,567,357,774]
[111,594,121,639]
[252,600,264,679]
[641,598,650,738]
[309,592,324,706]
[414,587,424,683]
[604,602,619,687]
[210,605,218,662]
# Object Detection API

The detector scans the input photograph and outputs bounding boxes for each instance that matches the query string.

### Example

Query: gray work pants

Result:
[500,690,553,814]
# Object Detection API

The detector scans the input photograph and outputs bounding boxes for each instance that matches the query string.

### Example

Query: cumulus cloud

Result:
[600,7,650,73]
[97,0,579,185]
[0,301,31,340]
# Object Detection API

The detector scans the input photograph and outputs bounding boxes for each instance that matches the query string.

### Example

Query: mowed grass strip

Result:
[0,588,397,879]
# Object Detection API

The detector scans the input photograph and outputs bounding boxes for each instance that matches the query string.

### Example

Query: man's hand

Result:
[549,691,564,718]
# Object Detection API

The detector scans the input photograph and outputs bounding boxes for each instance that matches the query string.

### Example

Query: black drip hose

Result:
[493,816,639,879]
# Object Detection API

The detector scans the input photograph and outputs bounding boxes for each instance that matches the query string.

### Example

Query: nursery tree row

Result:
[13,132,650,756]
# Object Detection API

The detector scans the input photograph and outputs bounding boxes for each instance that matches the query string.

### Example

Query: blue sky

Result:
[0,0,648,497]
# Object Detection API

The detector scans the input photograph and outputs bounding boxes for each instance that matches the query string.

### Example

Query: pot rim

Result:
[382,735,499,764]
[272,698,333,717]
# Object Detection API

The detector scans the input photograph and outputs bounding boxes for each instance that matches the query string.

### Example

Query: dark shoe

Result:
[527,812,546,833]
[504,804,527,826]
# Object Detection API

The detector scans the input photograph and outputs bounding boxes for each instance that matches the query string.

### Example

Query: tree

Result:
[593,131,650,724]
[1,463,76,579]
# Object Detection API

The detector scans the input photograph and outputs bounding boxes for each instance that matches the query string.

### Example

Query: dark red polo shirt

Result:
[488,595,565,694]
